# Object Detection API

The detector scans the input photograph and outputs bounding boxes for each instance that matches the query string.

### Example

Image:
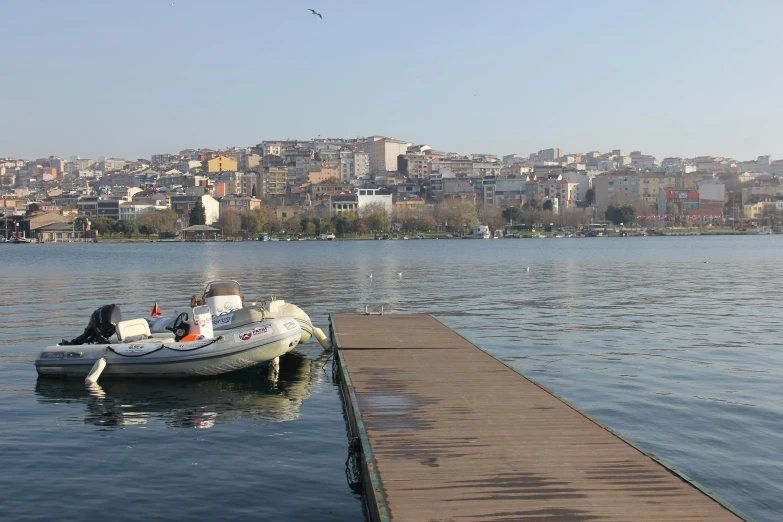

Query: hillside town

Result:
[1,137,782,242]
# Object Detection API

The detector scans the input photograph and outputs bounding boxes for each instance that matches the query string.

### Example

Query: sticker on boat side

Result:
[234,325,273,342]
[112,344,162,356]
[284,322,297,330]
[40,351,64,359]
[212,315,232,327]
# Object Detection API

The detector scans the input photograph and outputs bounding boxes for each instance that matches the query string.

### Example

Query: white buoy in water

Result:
[85,357,107,385]
[313,327,332,350]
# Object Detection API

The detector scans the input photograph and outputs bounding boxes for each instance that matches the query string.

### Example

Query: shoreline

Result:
[11,230,777,244]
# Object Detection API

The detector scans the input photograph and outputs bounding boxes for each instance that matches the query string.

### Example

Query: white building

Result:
[357,188,392,215]
[119,202,168,221]
[174,160,202,173]
[561,171,592,202]
[359,137,412,174]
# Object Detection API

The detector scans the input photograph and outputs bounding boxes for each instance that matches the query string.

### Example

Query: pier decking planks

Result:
[331,313,747,522]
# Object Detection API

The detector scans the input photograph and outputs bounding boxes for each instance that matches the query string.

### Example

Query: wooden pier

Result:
[330,314,749,522]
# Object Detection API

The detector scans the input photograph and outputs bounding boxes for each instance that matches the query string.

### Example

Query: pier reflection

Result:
[34,351,330,428]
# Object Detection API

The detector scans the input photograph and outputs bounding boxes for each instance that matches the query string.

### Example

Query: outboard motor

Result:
[62,304,122,345]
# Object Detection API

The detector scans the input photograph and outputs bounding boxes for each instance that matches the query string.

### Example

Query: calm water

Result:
[1,237,781,521]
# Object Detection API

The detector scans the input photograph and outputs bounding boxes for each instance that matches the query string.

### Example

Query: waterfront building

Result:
[327,193,358,217]
[119,202,168,220]
[357,187,393,215]
[481,177,526,207]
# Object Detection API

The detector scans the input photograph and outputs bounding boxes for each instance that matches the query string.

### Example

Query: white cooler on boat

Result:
[190,305,213,338]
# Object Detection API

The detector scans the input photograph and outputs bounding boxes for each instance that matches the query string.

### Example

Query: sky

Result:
[1,0,782,161]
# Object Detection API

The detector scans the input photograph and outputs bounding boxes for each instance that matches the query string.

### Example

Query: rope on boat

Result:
[160,336,223,352]
[106,336,223,357]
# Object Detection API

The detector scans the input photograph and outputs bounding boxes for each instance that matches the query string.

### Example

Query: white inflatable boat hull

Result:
[36,317,301,379]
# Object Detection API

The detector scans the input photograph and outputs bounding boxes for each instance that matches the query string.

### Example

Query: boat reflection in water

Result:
[35,351,330,429]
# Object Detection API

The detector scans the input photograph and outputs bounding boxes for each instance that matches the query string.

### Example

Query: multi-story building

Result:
[264,167,288,198]
[151,154,179,167]
[638,173,668,203]
[397,152,428,179]
[537,148,565,162]
[96,199,121,220]
[499,165,533,177]
[502,154,526,165]
[339,150,355,182]
[170,194,220,224]
[657,188,721,218]
[240,172,259,197]
[629,151,659,171]
[597,159,617,172]
[203,155,238,174]
[481,177,526,207]
[538,179,579,212]
[174,160,202,173]
[119,202,167,221]
[471,162,502,178]
[594,170,640,208]
[357,188,393,215]
[219,195,261,214]
[359,137,412,174]
[327,194,358,216]
[561,171,592,202]
[100,158,128,172]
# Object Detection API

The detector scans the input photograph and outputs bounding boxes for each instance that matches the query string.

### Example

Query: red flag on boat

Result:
[150,301,162,318]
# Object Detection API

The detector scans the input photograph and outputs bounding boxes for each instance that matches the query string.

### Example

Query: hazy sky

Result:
[2,0,781,161]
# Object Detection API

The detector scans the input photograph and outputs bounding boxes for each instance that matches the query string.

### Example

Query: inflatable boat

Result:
[35,303,303,381]
[147,280,331,350]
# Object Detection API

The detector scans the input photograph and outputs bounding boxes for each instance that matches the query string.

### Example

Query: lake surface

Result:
[1,236,781,521]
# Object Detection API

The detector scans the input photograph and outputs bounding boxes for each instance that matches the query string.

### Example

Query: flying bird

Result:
[308,9,322,19]
[367,273,373,279]
[397,272,402,278]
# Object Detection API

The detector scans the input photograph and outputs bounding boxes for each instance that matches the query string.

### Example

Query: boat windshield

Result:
[203,280,241,298]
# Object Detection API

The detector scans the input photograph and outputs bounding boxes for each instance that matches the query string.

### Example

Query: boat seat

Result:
[116,318,153,342]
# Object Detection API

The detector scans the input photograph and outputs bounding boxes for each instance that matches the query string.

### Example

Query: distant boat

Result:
[472,225,491,239]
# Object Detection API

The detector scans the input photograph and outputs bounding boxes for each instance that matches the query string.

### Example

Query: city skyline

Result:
[2,1,782,160]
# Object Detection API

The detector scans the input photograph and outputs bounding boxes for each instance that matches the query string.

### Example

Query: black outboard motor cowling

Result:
[62,304,122,345]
